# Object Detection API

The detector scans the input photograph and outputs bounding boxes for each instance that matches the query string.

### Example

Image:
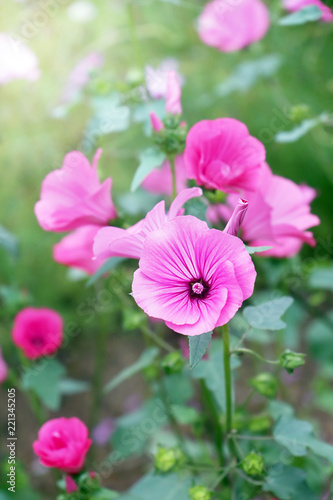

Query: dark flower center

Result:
[190,279,209,299]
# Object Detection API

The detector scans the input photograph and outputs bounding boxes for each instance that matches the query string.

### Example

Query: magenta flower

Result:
[35,149,117,232]
[12,308,63,360]
[165,71,182,115]
[282,0,333,22]
[0,348,8,383]
[207,164,320,257]
[141,155,188,196]
[61,52,104,104]
[184,118,266,193]
[198,0,270,53]
[93,187,202,261]
[53,225,106,275]
[0,33,40,85]
[33,417,92,473]
[132,216,256,335]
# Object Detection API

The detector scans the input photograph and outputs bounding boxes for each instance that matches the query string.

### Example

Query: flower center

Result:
[190,279,209,299]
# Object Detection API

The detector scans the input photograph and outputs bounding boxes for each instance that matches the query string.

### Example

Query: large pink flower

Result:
[53,225,106,275]
[184,118,266,193]
[35,149,116,232]
[282,0,333,22]
[33,417,92,474]
[208,164,320,257]
[0,33,40,85]
[93,187,202,261]
[12,308,63,360]
[132,216,256,336]
[141,155,188,196]
[198,0,270,53]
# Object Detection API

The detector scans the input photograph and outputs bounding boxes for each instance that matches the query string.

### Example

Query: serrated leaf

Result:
[243,296,294,330]
[171,404,200,424]
[22,359,66,410]
[130,472,192,499]
[245,245,273,254]
[104,347,159,393]
[188,331,212,368]
[184,196,209,223]
[264,465,316,500]
[278,5,322,25]
[131,148,166,192]
[86,257,125,287]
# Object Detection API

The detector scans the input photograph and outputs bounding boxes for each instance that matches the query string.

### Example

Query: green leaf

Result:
[264,465,316,500]
[243,296,294,330]
[0,225,19,259]
[245,245,273,254]
[268,400,294,421]
[131,148,166,192]
[274,415,333,463]
[104,347,159,393]
[171,405,200,424]
[188,331,212,368]
[130,472,192,499]
[58,378,90,395]
[308,266,333,291]
[92,490,121,499]
[22,359,65,410]
[184,197,208,223]
[86,257,125,287]
[278,5,322,25]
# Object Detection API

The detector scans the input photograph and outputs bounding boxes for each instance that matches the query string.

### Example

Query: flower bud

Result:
[289,104,310,123]
[223,198,248,237]
[242,452,264,476]
[250,372,278,399]
[248,414,271,433]
[280,350,306,374]
[161,351,184,374]
[150,111,164,132]
[65,475,78,494]
[154,446,186,473]
[165,71,182,115]
[189,485,212,500]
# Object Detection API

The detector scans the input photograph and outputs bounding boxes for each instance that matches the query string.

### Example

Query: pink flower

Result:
[165,71,182,115]
[12,308,63,360]
[0,348,8,383]
[145,59,184,99]
[223,198,249,236]
[150,111,164,132]
[35,149,116,232]
[65,475,78,494]
[33,417,92,473]
[61,52,104,104]
[282,0,333,22]
[132,216,256,335]
[93,187,202,261]
[141,155,188,196]
[198,0,270,53]
[184,118,266,193]
[208,164,320,257]
[53,225,105,275]
[0,33,40,85]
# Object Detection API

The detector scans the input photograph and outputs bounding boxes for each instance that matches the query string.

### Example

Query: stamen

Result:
[192,282,205,295]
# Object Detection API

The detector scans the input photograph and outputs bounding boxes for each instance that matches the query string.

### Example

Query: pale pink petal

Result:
[165,70,182,115]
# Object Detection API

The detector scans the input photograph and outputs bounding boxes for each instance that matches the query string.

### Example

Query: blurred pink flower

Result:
[145,59,184,99]
[93,187,202,261]
[184,118,266,193]
[35,149,117,232]
[92,418,115,446]
[282,0,333,22]
[165,71,182,115]
[12,307,63,360]
[65,475,78,494]
[207,163,320,257]
[132,216,256,335]
[141,155,188,196]
[150,111,164,132]
[53,225,106,275]
[0,33,40,84]
[33,417,92,473]
[61,52,104,104]
[198,0,270,53]
[0,348,8,383]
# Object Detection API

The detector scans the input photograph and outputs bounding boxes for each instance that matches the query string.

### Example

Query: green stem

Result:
[222,324,238,459]
[141,325,175,353]
[169,155,177,201]
[232,347,279,365]
[90,326,109,429]
[200,380,224,467]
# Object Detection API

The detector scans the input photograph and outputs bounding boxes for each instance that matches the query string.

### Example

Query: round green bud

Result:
[248,414,271,433]
[280,350,306,374]
[189,485,212,500]
[289,104,310,123]
[250,372,278,399]
[154,446,186,473]
[242,452,265,476]
[161,351,184,374]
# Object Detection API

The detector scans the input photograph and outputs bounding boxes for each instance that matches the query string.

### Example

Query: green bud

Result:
[204,189,227,205]
[280,350,306,374]
[143,363,160,381]
[248,414,271,433]
[154,446,186,473]
[250,372,278,399]
[161,351,184,374]
[242,452,264,476]
[289,104,310,123]
[189,485,212,500]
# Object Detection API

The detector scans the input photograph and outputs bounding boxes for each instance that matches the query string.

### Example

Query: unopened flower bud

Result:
[150,111,164,132]
[189,485,212,500]
[154,446,185,473]
[242,452,264,476]
[280,350,306,374]
[161,351,184,374]
[223,198,248,237]
[166,71,182,115]
[65,475,78,494]
[250,372,278,399]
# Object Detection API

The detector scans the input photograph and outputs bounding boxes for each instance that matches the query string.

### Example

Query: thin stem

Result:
[169,155,177,201]
[234,468,265,486]
[232,347,279,365]
[200,380,224,466]
[222,324,238,459]
[90,323,109,429]
[141,325,175,353]
[233,434,274,441]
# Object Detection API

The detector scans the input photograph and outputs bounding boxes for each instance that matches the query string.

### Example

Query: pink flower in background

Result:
[0,348,8,383]
[198,0,270,53]
[35,149,117,232]
[12,307,63,359]
[33,417,92,473]
[282,0,333,22]
[65,476,78,494]
[93,187,202,261]
[184,118,266,193]
[61,52,104,104]
[208,164,320,257]
[223,198,249,236]
[53,225,106,275]
[150,111,164,132]
[165,71,182,115]
[0,33,40,84]
[132,216,256,335]
[141,155,188,196]
[92,418,115,446]
[145,59,184,99]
